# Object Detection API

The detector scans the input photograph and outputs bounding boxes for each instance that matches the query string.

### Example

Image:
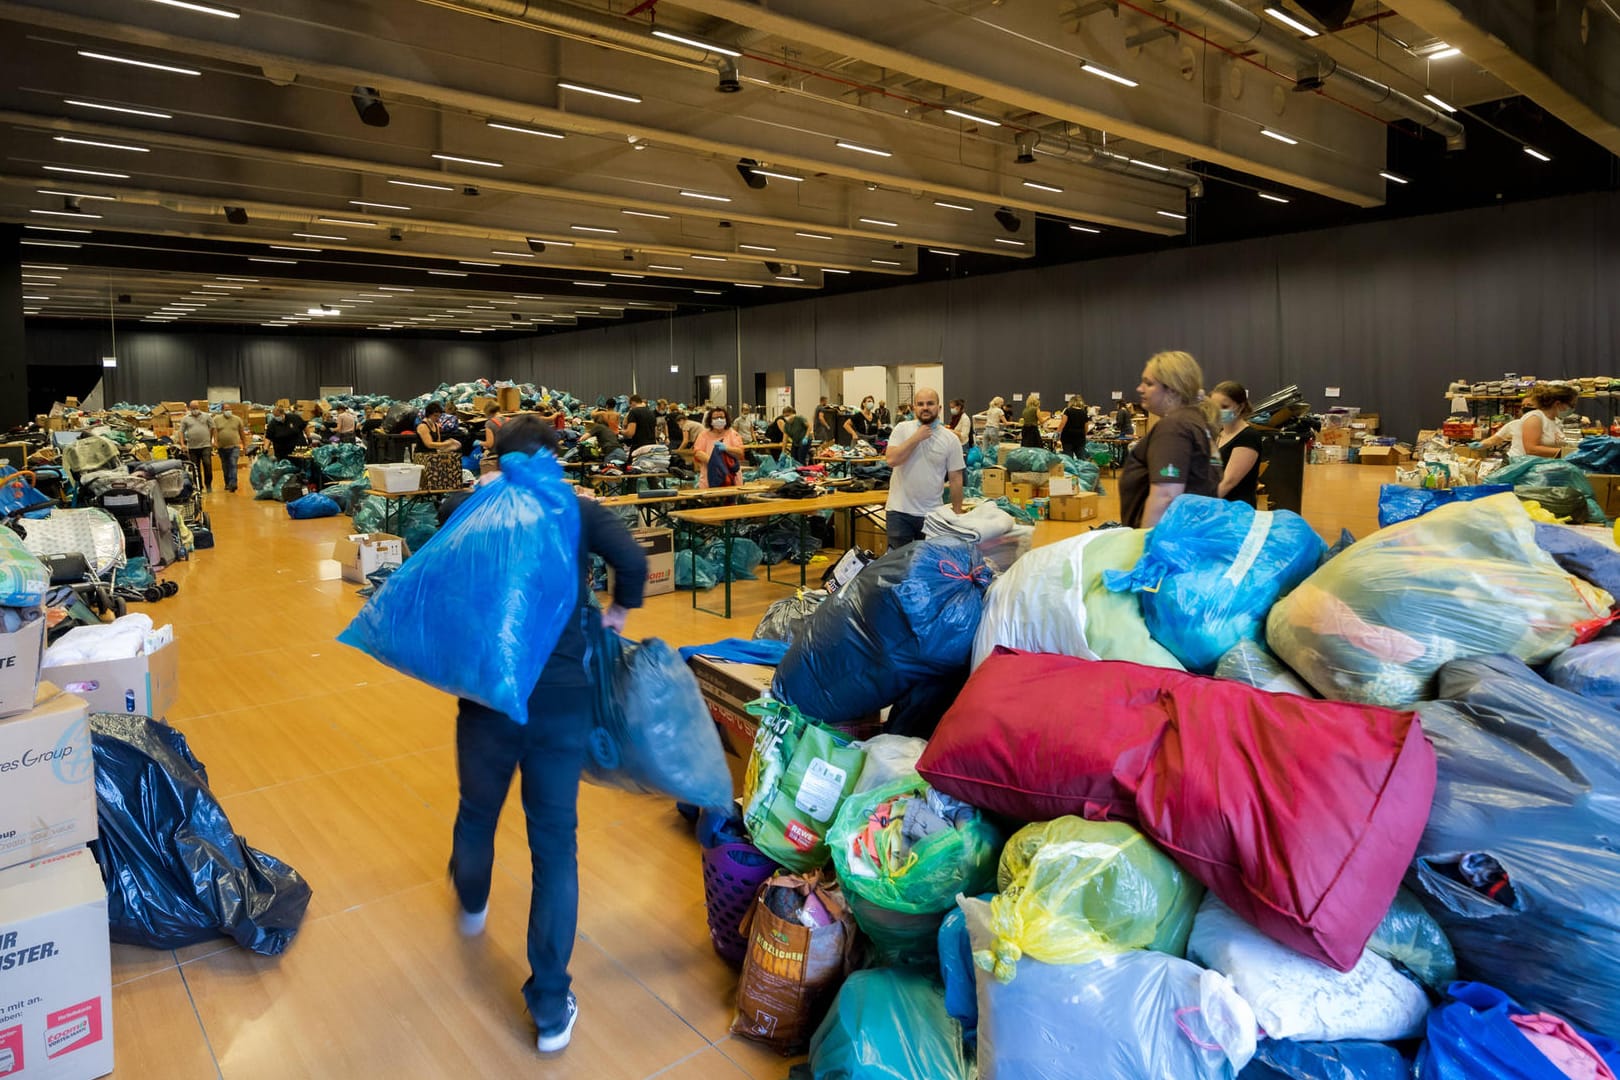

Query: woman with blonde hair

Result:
[1019,393,1044,448]
[1119,351,1220,528]
[981,396,1007,460]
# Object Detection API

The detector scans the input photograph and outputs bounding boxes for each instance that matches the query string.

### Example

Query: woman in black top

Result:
[1119,352,1220,528]
[843,396,875,445]
[1056,395,1089,457]
[1211,380,1263,507]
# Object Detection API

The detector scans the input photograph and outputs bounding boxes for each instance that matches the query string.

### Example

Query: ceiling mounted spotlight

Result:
[223,205,248,225]
[993,206,1022,233]
[526,238,546,253]
[716,57,741,93]
[736,158,768,190]
[1014,132,1037,165]
[350,86,390,128]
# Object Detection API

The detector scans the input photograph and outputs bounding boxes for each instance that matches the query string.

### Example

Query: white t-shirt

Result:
[1508,410,1564,459]
[886,419,966,517]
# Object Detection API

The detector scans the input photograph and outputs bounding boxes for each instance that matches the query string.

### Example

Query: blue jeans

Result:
[885,510,928,549]
[217,446,240,491]
[450,685,592,1030]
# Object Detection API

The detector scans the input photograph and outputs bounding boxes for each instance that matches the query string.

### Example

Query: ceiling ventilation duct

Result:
[1023,128,1204,196]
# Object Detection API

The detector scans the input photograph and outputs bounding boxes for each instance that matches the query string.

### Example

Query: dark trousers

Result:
[792,440,811,466]
[187,447,214,490]
[885,509,928,549]
[217,446,240,491]
[451,686,592,1030]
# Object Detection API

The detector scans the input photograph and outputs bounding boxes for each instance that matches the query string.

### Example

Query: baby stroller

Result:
[81,473,179,570]
[5,502,137,618]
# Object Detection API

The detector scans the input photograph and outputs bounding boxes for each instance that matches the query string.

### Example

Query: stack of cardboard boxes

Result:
[0,636,114,1079]
[982,464,1099,522]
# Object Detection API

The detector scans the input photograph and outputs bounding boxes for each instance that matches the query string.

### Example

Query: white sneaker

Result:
[535,993,578,1054]
[456,904,487,937]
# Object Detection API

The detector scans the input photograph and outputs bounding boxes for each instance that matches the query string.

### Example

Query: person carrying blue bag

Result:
[339,414,646,1056]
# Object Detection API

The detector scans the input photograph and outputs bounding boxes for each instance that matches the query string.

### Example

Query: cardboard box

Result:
[607,528,674,598]
[44,638,178,722]
[248,410,267,434]
[1006,482,1038,505]
[1587,474,1620,520]
[0,685,95,871]
[980,467,1007,497]
[158,402,187,416]
[0,618,45,721]
[1359,446,1410,466]
[224,403,248,420]
[332,533,405,585]
[496,387,522,413]
[471,396,495,414]
[1317,427,1353,448]
[1048,475,1076,498]
[1048,492,1100,522]
[0,846,114,1080]
[365,463,424,493]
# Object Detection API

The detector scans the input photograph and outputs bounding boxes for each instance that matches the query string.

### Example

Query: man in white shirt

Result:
[883,387,965,548]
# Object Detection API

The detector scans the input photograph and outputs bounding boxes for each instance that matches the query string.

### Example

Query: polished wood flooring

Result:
[102,462,1393,1079]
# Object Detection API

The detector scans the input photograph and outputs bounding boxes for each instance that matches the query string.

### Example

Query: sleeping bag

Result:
[1411,654,1620,1034]
[1266,494,1612,707]
[773,539,990,725]
[1104,496,1324,673]
[917,648,1436,973]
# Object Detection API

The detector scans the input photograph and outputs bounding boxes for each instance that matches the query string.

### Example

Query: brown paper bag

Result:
[730,870,857,1054]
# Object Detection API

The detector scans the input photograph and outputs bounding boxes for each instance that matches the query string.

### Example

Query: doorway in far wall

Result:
[696,373,727,408]
[753,372,767,411]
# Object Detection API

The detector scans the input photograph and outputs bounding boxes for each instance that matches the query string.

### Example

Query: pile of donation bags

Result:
[692,491,1620,1078]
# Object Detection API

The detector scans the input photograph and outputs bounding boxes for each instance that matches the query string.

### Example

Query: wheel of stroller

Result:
[160,581,178,597]
[111,595,127,618]
[199,512,211,531]
[142,586,162,602]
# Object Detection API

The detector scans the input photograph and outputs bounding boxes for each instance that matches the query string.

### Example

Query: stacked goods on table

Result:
[674,492,1620,1078]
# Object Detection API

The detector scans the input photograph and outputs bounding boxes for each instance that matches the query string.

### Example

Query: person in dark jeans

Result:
[883,387,965,548]
[448,414,647,1056]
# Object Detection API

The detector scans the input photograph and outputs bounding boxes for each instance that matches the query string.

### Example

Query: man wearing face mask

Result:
[694,406,745,488]
[883,388,965,548]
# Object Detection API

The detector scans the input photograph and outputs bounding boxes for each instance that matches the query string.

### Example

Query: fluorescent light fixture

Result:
[350,200,410,211]
[749,168,805,182]
[795,232,834,240]
[1258,192,1290,203]
[871,259,902,267]
[1414,40,1454,55]
[428,270,468,276]
[490,250,535,258]
[738,244,777,252]
[694,289,724,295]
[531,238,574,247]
[53,136,149,153]
[1080,62,1138,88]
[20,273,60,278]
[927,248,961,256]
[679,190,731,202]
[858,217,898,228]
[776,276,805,283]
[36,189,116,201]
[1427,47,1461,60]
[198,284,242,289]
[1422,94,1457,113]
[1129,158,1171,172]
[485,120,565,139]
[30,209,102,219]
[430,152,503,168]
[944,107,1001,127]
[556,80,642,104]
[22,296,52,301]
[77,50,200,76]
[647,265,684,272]
[1259,128,1299,144]
[22,265,71,270]
[934,200,974,212]
[621,209,671,219]
[1524,146,1552,162]
[1023,180,1064,193]
[1070,224,1102,233]
[316,217,377,228]
[145,0,239,17]
[610,272,644,279]
[835,140,891,157]
[1157,210,1188,219]
[821,268,850,274]
[733,283,764,288]
[43,166,128,178]
[569,225,618,234]
[293,232,346,241]
[269,244,319,251]
[993,237,1027,246]
[1262,7,1318,36]
[458,260,499,267]
[25,225,91,234]
[64,99,172,119]
[572,281,607,287]
[650,28,742,56]
[1379,170,1409,184]
[377,286,414,291]
[388,179,455,191]
[690,254,728,262]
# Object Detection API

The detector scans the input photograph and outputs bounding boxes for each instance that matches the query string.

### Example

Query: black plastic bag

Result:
[89,713,312,956]
[1410,655,1620,1034]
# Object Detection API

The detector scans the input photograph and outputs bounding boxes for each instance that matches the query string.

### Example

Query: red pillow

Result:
[916,648,1436,972]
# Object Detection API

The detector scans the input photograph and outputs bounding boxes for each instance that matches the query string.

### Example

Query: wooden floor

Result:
[102,462,1393,1079]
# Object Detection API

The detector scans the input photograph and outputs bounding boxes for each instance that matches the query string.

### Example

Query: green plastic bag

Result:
[1080,529,1186,670]
[980,817,1202,982]
[742,699,866,873]
[808,969,972,1080]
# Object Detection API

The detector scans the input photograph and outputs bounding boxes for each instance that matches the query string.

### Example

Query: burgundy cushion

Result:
[916,647,1436,972]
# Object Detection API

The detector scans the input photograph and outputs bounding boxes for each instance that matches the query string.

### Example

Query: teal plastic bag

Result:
[808,969,972,1080]
[311,443,366,480]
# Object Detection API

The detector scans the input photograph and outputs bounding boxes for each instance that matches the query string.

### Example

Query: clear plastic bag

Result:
[1266,494,1612,706]
[829,778,1001,917]
[1213,639,1315,696]
[978,817,1201,982]
[338,451,581,723]
[850,734,928,794]
[1365,887,1457,991]
[808,969,972,1080]
[0,526,49,608]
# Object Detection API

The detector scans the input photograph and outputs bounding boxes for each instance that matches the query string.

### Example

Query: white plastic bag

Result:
[1186,895,1429,1043]
[851,734,928,793]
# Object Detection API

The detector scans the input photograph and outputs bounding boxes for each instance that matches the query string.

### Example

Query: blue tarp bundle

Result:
[1566,435,1620,474]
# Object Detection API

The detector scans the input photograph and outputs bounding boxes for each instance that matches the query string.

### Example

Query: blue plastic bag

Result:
[1104,496,1325,674]
[1003,448,1061,473]
[338,451,580,723]
[1239,1040,1411,1080]
[1534,522,1620,597]
[1377,483,1511,528]
[1546,638,1620,710]
[674,549,719,590]
[1417,982,1620,1080]
[1566,435,1620,474]
[285,493,341,519]
[808,969,972,1080]
[310,443,366,480]
[938,902,983,1039]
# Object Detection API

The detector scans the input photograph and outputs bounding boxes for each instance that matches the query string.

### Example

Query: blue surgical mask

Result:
[1218,408,1239,425]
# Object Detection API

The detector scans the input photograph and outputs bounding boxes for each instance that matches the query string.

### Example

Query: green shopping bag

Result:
[741,699,866,873]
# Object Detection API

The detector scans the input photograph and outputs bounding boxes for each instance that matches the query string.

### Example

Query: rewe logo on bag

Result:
[782,820,819,852]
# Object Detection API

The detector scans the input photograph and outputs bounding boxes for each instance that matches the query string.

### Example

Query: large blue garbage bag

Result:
[937,902,982,1040]
[1104,496,1325,674]
[251,456,300,500]
[1546,638,1620,710]
[808,969,972,1080]
[674,549,720,590]
[1003,447,1062,473]
[1411,655,1620,1034]
[285,492,341,519]
[773,539,990,725]
[1238,1039,1411,1080]
[1484,458,1605,524]
[1417,982,1620,1080]
[1567,435,1620,473]
[1533,522,1620,597]
[338,451,580,723]
[311,442,366,480]
[1377,483,1511,527]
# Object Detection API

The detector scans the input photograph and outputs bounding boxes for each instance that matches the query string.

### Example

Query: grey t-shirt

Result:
[179,412,214,450]
[885,419,966,517]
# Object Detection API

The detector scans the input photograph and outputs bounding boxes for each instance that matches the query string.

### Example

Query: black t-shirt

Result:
[849,411,871,441]
[1059,407,1088,454]
[1119,406,1219,528]
[624,405,658,451]
[1219,424,1265,507]
[766,417,789,444]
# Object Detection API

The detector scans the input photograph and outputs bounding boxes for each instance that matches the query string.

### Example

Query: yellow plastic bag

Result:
[976,818,1202,982]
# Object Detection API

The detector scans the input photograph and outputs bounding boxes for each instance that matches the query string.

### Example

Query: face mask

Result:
[1218,408,1238,425]
[711,418,726,430]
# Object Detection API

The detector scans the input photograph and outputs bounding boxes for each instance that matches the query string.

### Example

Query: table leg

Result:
[723,522,735,620]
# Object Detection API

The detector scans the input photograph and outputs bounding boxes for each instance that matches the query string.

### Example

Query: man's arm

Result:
[948,470,965,514]
[582,500,648,631]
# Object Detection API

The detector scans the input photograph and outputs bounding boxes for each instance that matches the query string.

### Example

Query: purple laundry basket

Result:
[702,841,777,968]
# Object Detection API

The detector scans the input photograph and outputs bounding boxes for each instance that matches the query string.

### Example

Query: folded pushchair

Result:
[8,504,130,618]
